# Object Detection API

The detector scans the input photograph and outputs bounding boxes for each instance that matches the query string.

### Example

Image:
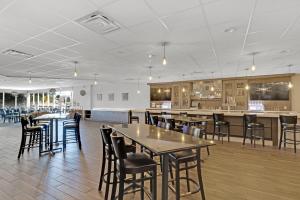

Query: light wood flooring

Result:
[0,120,300,200]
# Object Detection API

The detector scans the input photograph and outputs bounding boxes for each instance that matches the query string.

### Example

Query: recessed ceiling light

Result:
[224,27,237,33]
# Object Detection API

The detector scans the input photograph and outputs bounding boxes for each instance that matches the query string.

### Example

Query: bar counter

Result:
[146,108,300,146]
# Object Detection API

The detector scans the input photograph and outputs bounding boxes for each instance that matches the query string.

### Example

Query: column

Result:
[47,92,50,107]
[37,92,40,109]
[27,93,30,108]
[32,93,35,108]
[42,92,45,107]
[14,95,17,108]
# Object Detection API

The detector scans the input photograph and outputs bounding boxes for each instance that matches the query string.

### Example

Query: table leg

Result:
[162,153,169,200]
[50,119,53,152]
[55,119,58,143]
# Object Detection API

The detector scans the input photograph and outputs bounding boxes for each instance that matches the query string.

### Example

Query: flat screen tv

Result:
[150,88,172,101]
[249,82,289,101]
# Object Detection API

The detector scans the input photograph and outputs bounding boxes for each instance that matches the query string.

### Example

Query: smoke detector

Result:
[2,49,33,59]
[76,11,120,34]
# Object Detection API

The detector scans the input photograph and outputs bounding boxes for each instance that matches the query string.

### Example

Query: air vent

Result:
[2,49,33,59]
[76,11,120,34]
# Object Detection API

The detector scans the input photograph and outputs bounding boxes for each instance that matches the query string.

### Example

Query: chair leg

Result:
[28,133,33,152]
[175,161,180,200]
[284,131,286,148]
[212,125,215,140]
[118,174,125,200]
[111,159,117,200]
[185,162,191,192]
[77,127,82,150]
[98,150,107,191]
[39,131,43,157]
[227,125,230,142]
[262,128,265,147]
[169,164,174,186]
[140,172,144,200]
[279,128,283,149]
[63,128,66,152]
[104,155,112,200]
[151,167,157,200]
[206,146,210,156]
[196,148,205,200]
[18,134,25,159]
[294,131,297,153]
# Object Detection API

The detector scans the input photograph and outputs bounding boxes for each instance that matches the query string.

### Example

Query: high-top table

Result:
[35,113,69,155]
[111,124,215,200]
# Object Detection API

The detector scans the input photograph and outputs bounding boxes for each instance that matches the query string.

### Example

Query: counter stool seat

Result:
[243,114,265,147]
[213,113,230,144]
[123,153,157,173]
[279,115,300,153]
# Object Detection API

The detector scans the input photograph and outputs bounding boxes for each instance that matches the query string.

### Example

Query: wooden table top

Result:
[34,113,69,120]
[111,124,215,155]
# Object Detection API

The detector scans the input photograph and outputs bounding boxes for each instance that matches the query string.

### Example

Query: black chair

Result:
[18,117,43,159]
[243,114,265,147]
[62,114,82,151]
[129,110,139,124]
[3,110,13,123]
[111,135,157,200]
[213,113,230,143]
[98,127,136,200]
[169,146,205,200]
[190,126,210,156]
[279,115,300,153]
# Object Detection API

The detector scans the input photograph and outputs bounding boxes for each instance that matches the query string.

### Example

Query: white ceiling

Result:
[0,0,300,90]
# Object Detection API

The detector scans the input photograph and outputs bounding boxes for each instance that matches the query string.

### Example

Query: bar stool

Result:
[212,113,230,143]
[279,115,300,153]
[129,110,139,123]
[145,111,151,124]
[243,114,265,147]
[98,127,136,200]
[190,126,210,156]
[111,135,157,200]
[168,147,205,200]
[18,117,43,159]
[62,114,82,151]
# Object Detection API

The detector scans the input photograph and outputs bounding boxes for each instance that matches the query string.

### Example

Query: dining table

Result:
[111,123,215,200]
[34,113,69,155]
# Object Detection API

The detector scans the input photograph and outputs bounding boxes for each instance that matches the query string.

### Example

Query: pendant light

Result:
[162,42,167,66]
[251,53,256,71]
[28,72,32,84]
[94,73,98,85]
[210,72,215,92]
[148,66,153,81]
[288,64,293,89]
[137,79,141,94]
[73,61,78,77]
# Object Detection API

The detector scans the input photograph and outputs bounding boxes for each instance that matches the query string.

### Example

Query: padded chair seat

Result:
[123,153,157,173]
[170,149,196,160]
[26,126,42,131]
[125,144,136,153]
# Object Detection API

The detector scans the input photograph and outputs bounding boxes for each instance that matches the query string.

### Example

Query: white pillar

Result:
[37,92,40,108]
[47,92,50,107]
[27,93,30,108]
[53,94,56,108]
[42,92,45,107]
[32,93,35,108]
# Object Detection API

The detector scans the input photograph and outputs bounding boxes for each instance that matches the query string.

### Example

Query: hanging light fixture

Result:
[73,61,78,77]
[28,72,32,84]
[148,66,153,81]
[210,72,215,92]
[137,79,141,94]
[288,64,293,89]
[94,73,98,85]
[162,42,167,66]
[251,53,256,71]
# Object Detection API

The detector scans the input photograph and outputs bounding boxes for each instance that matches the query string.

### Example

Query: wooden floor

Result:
[0,120,300,200]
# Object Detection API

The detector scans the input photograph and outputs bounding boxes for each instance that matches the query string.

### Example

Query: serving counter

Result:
[147,108,300,146]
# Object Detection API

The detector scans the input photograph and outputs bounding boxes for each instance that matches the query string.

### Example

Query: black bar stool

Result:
[98,127,136,200]
[279,115,300,153]
[243,114,265,147]
[111,135,157,200]
[168,147,205,200]
[62,114,82,151]
[190,126,210,155]
[129,110,139,123]
[212,113,230,143]
[18,117,43,159]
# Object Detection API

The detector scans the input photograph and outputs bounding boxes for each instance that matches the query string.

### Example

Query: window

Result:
[97,93,102,101]
[108,93,114,101]
[122,93,129,101]
[17,93,26,108]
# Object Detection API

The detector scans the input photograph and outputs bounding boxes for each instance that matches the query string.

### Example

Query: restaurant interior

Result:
[1,0,300,200]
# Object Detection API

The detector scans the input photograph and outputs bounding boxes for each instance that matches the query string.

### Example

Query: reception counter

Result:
[146,108,300,146]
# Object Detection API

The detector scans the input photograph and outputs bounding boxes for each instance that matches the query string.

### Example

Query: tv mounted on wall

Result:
[249,82,289,101]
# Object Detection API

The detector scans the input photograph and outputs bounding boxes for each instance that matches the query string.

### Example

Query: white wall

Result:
[73,85,92,110]
[91,82,150,109]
